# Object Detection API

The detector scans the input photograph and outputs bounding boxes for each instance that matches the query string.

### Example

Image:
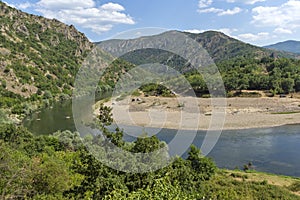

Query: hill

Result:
[264,40,300,54]
[0,1,93,100]
[98,30,297,67]
[97,31,300,96]
[0,1,94,117]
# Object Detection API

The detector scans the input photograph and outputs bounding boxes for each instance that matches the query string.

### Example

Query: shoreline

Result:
[113,122,300,132]
[94,96,300,131]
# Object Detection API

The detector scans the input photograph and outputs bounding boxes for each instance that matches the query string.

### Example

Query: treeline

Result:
[186,57,300,96]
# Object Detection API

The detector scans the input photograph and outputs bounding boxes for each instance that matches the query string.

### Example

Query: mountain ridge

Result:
[264,40,300,54]
[0,1,93,99]
[98,30,298,64]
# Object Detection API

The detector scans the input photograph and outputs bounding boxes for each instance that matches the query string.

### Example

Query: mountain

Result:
[264,40,300,54]
[0,1,93,100]
[96,30,298,75]
[98,30,297,65]
[96,31,300,97]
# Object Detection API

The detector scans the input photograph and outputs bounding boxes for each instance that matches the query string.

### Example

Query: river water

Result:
[23,99,300,177]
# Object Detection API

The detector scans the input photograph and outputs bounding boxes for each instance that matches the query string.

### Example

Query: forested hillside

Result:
[0,1,93,114]
[99,32,300,97]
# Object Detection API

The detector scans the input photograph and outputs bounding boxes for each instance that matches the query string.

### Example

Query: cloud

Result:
[100,3,125,11]
[199,0,213,8]
[184,28,238,36]
[3,1,16,8]
[274,28,293,34]
[37,0,95,10]
[252,0,300,32]
[17,2,33,9]
[218,7,242,16]
[237,32,271,41]
[246,0,266,4]
[199,6,242,16]
[198,7,223,14]
[184,29,206,34]
[198,0,242,16]
[15,0,135,35]
[226,0,266,4]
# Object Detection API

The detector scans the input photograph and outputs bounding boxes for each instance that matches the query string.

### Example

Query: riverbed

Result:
[23,99,300,177]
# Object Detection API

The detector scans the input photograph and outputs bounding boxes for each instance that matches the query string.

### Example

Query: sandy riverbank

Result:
[94,96,300,130]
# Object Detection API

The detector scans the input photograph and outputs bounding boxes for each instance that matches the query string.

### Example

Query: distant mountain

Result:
[99,30,297,61]
[96,30,297,74]
[0,1,93,99]
[264,40,300,54]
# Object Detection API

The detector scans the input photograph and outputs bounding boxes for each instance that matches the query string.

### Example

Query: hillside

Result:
[0,1,95,119]
[0,1,93,100]
[98,30,297,67]
[264,40,300,54]
[97,31,300,96]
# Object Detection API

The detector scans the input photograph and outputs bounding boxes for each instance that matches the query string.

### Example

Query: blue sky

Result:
[3,0,300,46]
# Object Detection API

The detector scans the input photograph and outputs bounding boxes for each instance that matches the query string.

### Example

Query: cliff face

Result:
[0,1,93,97]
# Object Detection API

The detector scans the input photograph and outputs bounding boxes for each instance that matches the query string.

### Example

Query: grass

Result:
[271,111,300,115]
[223,169,300,196]
[131,90,141,97]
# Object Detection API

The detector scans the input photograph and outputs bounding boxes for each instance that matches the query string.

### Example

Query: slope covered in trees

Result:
[0,1,93,117]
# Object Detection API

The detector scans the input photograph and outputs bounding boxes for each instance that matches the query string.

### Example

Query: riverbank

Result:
[222,169,300,196]
[95,96,300,130]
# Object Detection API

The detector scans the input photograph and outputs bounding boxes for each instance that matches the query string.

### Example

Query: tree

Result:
[98,103,113,128]
[281,78,295,94]
[187,145,216,180]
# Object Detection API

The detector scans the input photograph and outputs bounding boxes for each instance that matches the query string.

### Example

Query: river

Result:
[23,99,300,177]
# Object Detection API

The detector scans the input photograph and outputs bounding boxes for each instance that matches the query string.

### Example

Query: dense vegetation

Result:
[0,105,299,199]
[103,55,300,98]
[186,56,300,96]
[0,1,93,117]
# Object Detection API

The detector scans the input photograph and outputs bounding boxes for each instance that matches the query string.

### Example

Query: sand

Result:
[94,95,300,130]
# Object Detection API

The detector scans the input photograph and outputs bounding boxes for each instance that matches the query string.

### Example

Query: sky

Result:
[3,0,300,46]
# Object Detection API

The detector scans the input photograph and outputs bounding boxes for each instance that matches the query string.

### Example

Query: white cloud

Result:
[184,28,238,36]
[37,0,95,10]
[246,0,266,4]
[226,0,266,4]
[3,1,16,8]
[198,7,222,14]
[274,28,293,34]
[252,0,300,32]
[237,32,271,41]
[199,6,242,16]
[218,28,238,35]
[100,3,125,11]
[218,7,242,16]
[199,0,213,8]
[15,0,135,35]
[17,2,33,9]
[184,29,206,34]
[198,0,242,16]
